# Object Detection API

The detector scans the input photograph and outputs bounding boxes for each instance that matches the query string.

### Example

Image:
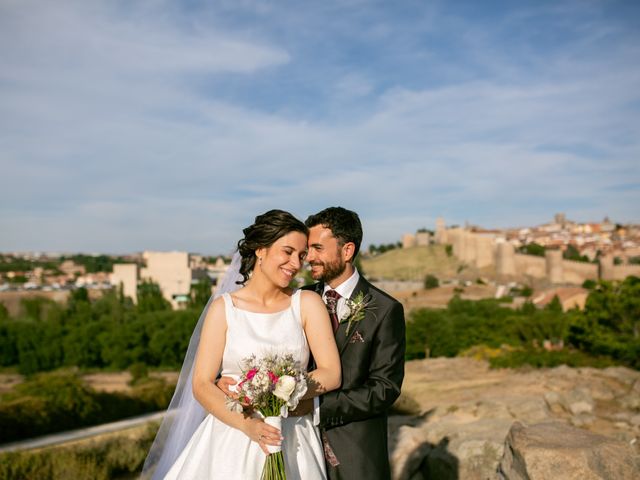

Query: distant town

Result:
[1,214,639,315]
[399,213,639,260]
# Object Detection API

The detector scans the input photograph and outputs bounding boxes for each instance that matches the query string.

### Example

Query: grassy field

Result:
[361,245,462,280]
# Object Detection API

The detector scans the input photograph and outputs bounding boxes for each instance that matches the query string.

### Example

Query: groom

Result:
[298,207,406,480]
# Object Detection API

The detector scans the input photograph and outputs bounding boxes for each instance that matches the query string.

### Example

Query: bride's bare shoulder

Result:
[203,295,228,324]
[299,289,323,307]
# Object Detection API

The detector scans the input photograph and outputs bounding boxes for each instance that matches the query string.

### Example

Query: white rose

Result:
[287,375,308,410]
[273,375,296,401]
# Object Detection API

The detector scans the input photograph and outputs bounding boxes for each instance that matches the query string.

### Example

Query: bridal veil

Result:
[141,252,243,480]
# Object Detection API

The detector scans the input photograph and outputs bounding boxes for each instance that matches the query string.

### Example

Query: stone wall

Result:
[603,264,640,281]
[514,253,546,279]
[436,226,638,286]
[496,243,516,277]
[562,259,598,284]
[474,235,495,268]
[546,249,563,284]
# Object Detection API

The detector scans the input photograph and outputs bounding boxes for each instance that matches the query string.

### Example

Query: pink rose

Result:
[246,368,258,380]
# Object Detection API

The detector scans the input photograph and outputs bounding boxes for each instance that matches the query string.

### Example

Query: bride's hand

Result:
[243,418,283,455]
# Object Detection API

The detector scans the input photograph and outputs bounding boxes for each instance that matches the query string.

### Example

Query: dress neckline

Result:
[226,289,298,315]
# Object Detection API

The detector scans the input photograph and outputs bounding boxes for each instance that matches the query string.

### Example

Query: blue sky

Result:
[1,0,639,254]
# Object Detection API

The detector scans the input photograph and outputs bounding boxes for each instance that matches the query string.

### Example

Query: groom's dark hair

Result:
[305,207,363,258]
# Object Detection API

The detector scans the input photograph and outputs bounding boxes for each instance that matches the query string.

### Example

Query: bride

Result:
[142,210,341,479]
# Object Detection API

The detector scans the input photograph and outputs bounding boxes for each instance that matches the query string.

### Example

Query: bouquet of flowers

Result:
[226,352,308,480]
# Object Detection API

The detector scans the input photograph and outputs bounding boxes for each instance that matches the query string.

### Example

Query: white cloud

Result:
[1,0,638,252]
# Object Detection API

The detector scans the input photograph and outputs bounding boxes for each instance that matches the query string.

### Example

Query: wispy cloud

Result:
[1,0,638,252]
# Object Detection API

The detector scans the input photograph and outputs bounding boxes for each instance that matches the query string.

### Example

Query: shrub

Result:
[129,362,149,385]
[0,371,174,443]
[0,424,158,480]
[489,348,615,369]
[424,274,439,290]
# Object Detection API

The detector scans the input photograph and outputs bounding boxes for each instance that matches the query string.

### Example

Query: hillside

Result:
[361,245,462,281]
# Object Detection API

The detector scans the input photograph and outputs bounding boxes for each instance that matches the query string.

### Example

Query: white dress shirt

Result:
[322,268,360,322]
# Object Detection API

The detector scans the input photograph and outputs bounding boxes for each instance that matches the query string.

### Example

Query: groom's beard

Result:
[310,257,346,284]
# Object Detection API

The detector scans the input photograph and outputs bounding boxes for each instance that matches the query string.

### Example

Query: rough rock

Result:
[543,391,565,415]
[497,421,640,480]
[390,358,640,479]
[563,387,594,415]
[569,412,595,428]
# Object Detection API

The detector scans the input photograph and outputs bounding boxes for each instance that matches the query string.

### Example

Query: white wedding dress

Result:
[163,290,327,480]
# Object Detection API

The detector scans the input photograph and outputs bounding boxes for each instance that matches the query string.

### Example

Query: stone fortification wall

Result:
[449,228,495,268]
[402,233,415,249]
[545,249,563,284]
[561,259,598,284]
[603,264,640,281]
[415,232,431,246]
[435,224,638,285]
[599,255,640,281]
[496,242,516,276]
[434,218,447,244]
[448,228,466,261]
[474,235,494,268]
[514,253,546,279]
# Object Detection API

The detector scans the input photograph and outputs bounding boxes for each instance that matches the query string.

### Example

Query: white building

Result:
[111,264,139,303]
[141,251,193,309]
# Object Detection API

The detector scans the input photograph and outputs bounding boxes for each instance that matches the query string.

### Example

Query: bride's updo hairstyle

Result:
[236,209,308,284]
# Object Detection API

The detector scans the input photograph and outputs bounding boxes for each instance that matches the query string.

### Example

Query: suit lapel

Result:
[335,277,370,354]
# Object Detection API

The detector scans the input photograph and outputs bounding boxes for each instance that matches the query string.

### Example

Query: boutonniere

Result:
[340,292,374,336]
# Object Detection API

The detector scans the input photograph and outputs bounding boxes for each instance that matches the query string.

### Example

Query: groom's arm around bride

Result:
[302,207,406,480]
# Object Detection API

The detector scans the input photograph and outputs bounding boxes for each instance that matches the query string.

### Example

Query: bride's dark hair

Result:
[236,209,308,284]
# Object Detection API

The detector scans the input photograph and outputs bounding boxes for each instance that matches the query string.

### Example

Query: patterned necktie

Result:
[325,289,341,333]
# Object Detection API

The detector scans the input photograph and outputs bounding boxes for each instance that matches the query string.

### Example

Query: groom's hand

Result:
[216,376,238,398]
[289,398,313,417]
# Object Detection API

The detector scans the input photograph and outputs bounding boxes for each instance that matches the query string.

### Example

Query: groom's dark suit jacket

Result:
[304,276,405,480]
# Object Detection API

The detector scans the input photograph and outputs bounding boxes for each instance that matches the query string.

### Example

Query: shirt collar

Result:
[323,268,360,300]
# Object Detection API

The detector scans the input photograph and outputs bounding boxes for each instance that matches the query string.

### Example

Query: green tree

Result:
[137,281,171,313]
[0,321,18,366]
[568,277,640,367]
[518,242,545,257]
[563,245,589,263]
[15,321,64,374]
[424,274,439,290]
[189,277,213,310]
[15,371,101,421]
[546,295,563,314]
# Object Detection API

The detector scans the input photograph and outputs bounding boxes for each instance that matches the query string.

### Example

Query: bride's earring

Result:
[258,257,263,266]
